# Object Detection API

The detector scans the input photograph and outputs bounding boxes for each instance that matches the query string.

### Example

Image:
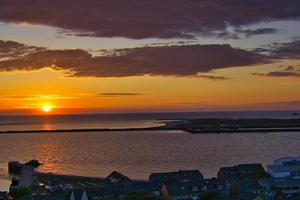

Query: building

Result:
[161,178,226,200]
[105,171,133,185]
[218,164,267,181]
[149,170,204,189]
[273,157,300,166]
[267,157,300,179]
[258,178,300,195]
[218,166,240,181]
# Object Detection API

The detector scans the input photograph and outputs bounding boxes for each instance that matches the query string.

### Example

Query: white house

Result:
[267,157,300,179]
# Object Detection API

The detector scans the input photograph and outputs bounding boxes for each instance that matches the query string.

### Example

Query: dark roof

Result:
[218,163,266,180]
[217,166,240,180]
[105,171,133,185]
[149,170,204,183]
[238,164,265,174]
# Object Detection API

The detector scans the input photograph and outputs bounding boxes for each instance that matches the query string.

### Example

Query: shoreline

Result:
[0,117,300,134]
[0,126,175,134]
[1,127,300,134]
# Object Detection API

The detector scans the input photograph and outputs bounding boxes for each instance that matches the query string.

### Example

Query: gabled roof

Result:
[238,164,265,172]
[217,166,240,180]
[218,163,266,180]
[105,171,132,185]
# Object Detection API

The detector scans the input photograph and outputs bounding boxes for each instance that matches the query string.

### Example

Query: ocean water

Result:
[0,110,298,132]
[0,111,299,191]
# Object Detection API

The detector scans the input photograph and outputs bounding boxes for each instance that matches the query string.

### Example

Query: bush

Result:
[10,187,33,199]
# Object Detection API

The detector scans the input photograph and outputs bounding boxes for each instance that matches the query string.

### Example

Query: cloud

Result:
[252,71,300,78]
[269,40,300,59]
[0,0,299,39]
[236,28,278,38]
[0,94,76,100]
[257,100,300,106]
[0,40,265,77]
[98,93,142,97]
[0,40,43,60]
[282,65,295,71]
[197,75,231,80]
[252,62,300,78]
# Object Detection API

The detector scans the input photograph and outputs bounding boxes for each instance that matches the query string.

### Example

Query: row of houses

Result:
[9,157,300,200]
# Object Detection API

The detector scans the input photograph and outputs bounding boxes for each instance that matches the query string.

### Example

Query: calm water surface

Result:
[1,130,300,191]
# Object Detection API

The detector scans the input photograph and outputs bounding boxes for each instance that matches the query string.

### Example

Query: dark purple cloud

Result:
[252,71,300,78]
[0,40,43,59]
[0,40,265,77]
[197,75,231,80]
[270,40,300,59]
[0,0,299,39]
[236,28,278,38]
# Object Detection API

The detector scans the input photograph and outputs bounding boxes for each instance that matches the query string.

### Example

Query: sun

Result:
[42,105,53,113]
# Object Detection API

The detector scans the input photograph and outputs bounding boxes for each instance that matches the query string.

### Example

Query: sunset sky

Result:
[0,0,300,114]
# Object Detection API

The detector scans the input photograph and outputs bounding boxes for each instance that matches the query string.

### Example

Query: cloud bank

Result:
[0,0,300,39]
[0,40,264,77]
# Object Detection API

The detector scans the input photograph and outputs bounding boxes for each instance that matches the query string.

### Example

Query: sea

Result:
[0,110,299,191]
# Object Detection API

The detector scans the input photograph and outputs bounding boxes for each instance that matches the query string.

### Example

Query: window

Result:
[217,185,223,190]
[201,186,207,191]
[192,186,198,191]
[292,186,299,190]
[284,186,291,191]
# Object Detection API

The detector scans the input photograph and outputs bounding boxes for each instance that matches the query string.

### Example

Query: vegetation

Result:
[10,187,33,199]
[96,192,161,200]
[201,192,229,200]
[230,181,241,196]
[124,192,161,200]
[252,169,270,179]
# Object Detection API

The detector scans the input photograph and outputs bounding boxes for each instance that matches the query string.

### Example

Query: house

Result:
[87,171,159,199]
[267,165,300,179]
[218,164,267,181]
[267,157,300,179]
[273,157,300,166]
[105,171,134,185]
[258,178,300,195]
[161,178,226,200]
[218,166,240,181]
[44,179,73,193]
[237,164,267,179]
[233,179,262,195]
[149,170,204,191]
[10,165,35,189]
[88,182,156,200]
